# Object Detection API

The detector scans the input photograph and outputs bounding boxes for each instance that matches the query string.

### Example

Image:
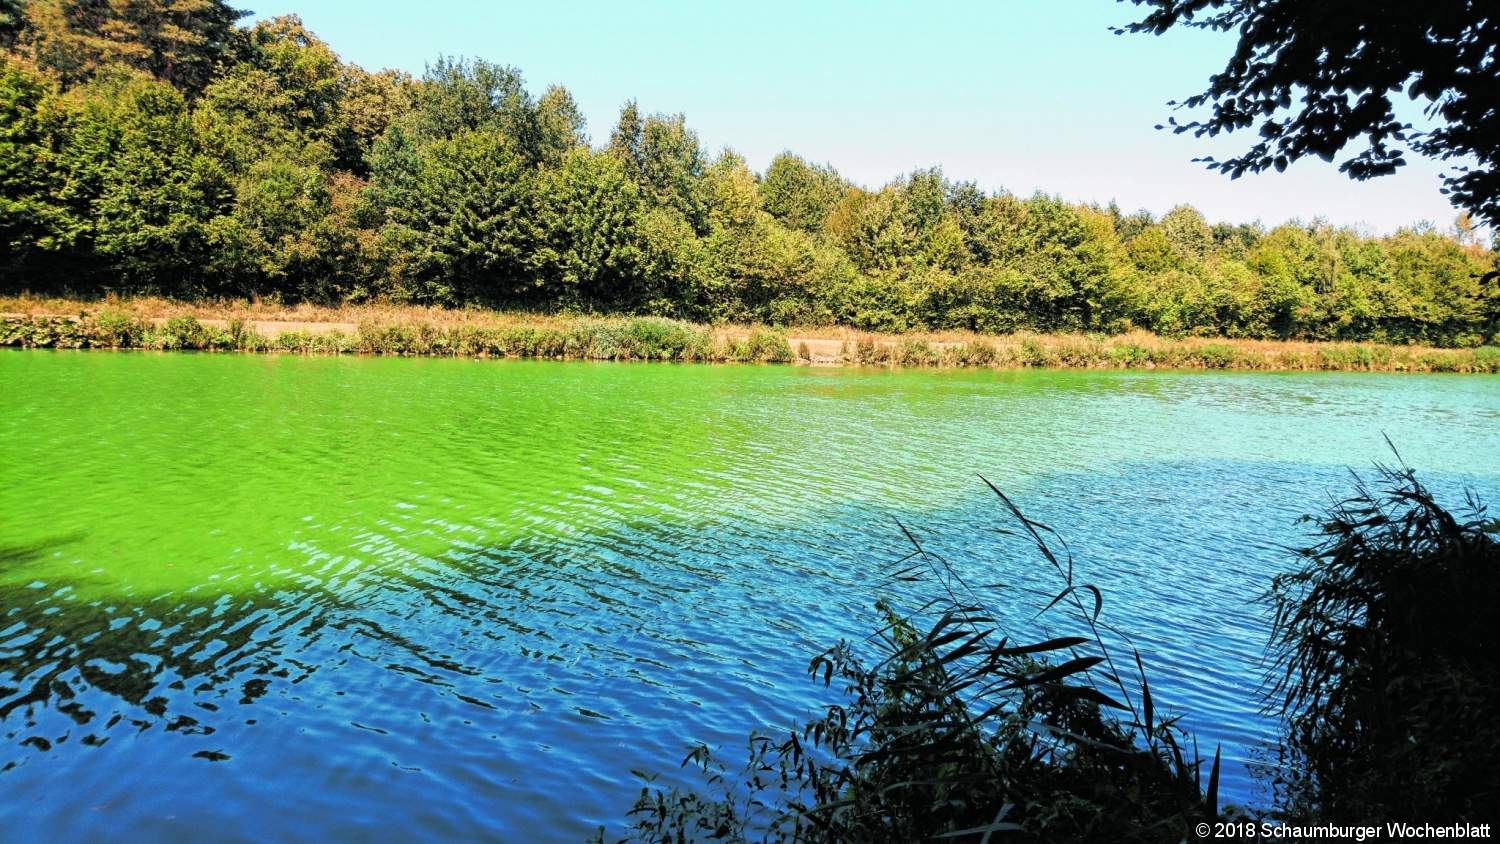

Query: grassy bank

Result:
[4,296,1499,373]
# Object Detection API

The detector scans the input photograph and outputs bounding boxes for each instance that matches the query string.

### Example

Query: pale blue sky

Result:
[246,0,1468,234]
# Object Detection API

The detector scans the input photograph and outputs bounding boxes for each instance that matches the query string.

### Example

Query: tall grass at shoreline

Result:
[0,312,796,363]
[600,481,1226,843]
[601,465,1499,842]
[2,296,1498,372]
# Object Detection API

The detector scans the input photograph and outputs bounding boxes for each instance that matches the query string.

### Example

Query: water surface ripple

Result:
[2,352,1497,841]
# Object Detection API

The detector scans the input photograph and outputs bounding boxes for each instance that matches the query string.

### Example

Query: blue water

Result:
[2,352,1497,841]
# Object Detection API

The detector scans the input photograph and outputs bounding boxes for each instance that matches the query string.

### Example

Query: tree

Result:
[537,148,646,308]
[760,152,844,234]
[370,129,544,305]
[0,54,77,275]
[16,0,247,93]
[334,66,409,176]
[825,185,906,275]
[192,16,345,175]
[1120,0,1500,227]
[51,69,231,290]
[1454,212,1480,247]
[1,0,25,49]
[395,57,577,168]
[531,84,585,167]
[401,57,527,144]
[967,193,1125,331]
[1159,204,1211,264]
[607,102,708,234]
[0,8,1494,340]
[698,150,838,324]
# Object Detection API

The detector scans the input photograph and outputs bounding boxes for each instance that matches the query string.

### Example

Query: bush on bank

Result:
[0,313,797,363]
[5,313,1499,372]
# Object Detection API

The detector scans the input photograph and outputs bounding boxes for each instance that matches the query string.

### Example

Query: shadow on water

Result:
[0,530,87,567]
[2,577,331,768]
[0,458,1494,839]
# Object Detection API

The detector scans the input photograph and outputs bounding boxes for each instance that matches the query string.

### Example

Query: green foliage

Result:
[13,0,246,93]
[8,310,1494,374]
[1120,0,1500,228]
[0,1,23,49]
[150,314,219,349]
[760,152,845,234]
[1,13,1496,346]
[734,327,793,362]
[50,69,230,291]
[1267,461,1500,824]
[191,16,346,175]
[394,56,580,167]
[537,148,648,309]
[90,308,145,345]
[0,54,76,274]
[371,129,544,304]
[608,101,709,235]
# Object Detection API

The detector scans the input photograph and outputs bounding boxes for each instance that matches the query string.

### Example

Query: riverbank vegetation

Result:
[6,297,1500,371]
[3,5,1498,348]
[600,466,1499,842]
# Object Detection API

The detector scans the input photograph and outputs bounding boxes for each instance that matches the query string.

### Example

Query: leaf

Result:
[1135,649,1155,734]
[935,811,1022,840]
[1034,583,1102,623]
[1013,655,1105,687]
[1056,684,1130,710]
[996,636,1090,656]
[1205,744,1222,818]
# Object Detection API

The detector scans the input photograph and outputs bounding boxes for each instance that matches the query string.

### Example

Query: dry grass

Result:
[3,294,1496,373]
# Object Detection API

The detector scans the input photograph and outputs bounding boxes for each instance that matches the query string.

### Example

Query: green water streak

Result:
[4,350,1498,605]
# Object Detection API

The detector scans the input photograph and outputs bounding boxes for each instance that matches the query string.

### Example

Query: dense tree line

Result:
[2,3,1497,345]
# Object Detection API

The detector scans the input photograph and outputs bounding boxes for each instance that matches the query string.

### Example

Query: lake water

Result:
[3,350,1498,842]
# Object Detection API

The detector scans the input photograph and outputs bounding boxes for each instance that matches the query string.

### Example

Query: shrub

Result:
[1108,342,1153,368]
[955,340,996,366]
[1266,462,1500,824]
[0,316,90,348]
[842,336,888,365]
[91,310,147,347]
[447,325,499,356]
[574,322,630,359]
[895,338,936,366]
[356,321,416,354]
[601,483,1224,843]
[1194,343,1238,369]
[739,328,793,363]
[1417,350,1463,372]
[625,317,702,360]
[1017,336,1049,367]
[150,316,222,350]
[274,331,314,353]
[1475,346,1500,373]
[1053,339,1104,367]
[273,330,350,354]
[236,326,270,352]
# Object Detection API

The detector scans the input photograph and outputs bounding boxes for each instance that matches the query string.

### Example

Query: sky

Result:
[244,0,1470,235]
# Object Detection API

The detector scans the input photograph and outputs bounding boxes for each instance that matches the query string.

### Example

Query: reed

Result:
[1266,457,1500,824]
[3,297,1498,372]
[600,483,1226,843]
[605,463,1499,841]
